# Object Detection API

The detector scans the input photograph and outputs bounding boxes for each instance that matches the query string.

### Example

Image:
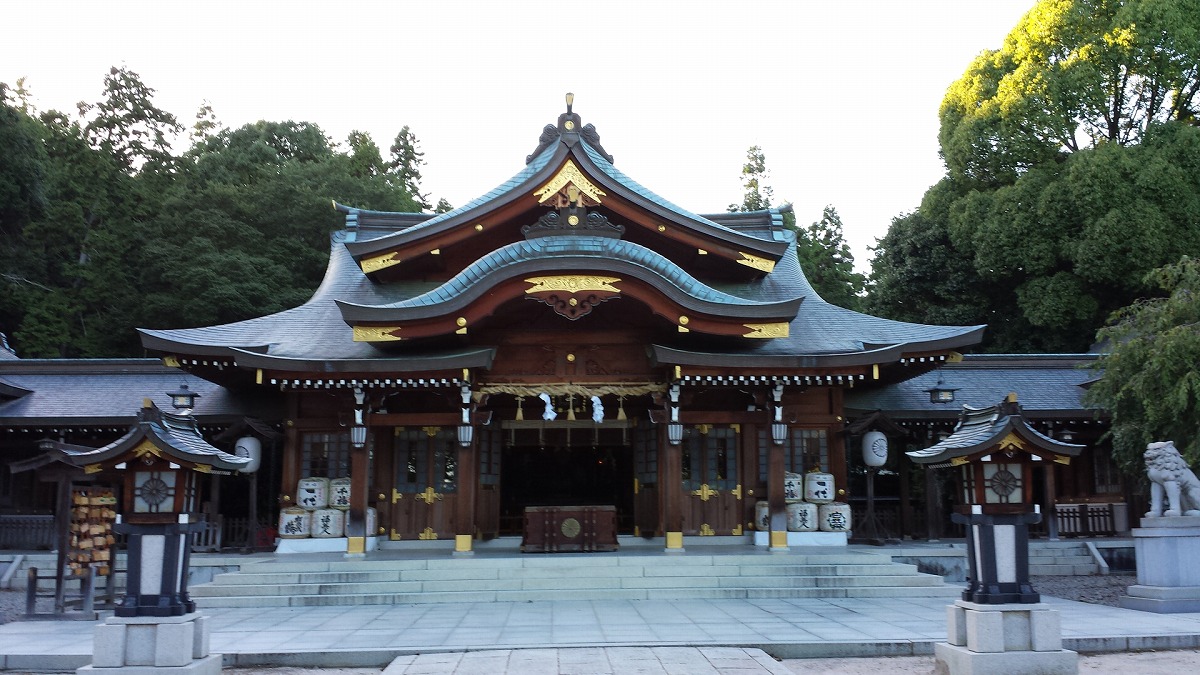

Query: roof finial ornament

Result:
[565,92,574,114]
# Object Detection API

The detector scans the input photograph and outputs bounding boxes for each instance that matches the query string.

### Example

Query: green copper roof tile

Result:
[366,236,777,311]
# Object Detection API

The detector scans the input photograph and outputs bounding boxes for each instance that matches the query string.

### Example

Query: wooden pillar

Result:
[1043,464,1059,541]
[280,392,301,508]
[898,451,913,539]
[740,423,758,537]
[661,425,683,550]
[924,466,942,541]
[345,439,370,556]
[455,432,477,555]
[246,473,258,551]
[767,435,787,550]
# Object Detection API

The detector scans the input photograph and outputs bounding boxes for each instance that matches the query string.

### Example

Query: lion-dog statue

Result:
[1144,441,1200,517]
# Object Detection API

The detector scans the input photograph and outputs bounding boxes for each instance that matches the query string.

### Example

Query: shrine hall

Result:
[137,98,985,555]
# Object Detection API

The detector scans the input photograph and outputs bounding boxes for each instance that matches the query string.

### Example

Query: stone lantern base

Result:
[76,612,220,675]
[935,600,1077,675]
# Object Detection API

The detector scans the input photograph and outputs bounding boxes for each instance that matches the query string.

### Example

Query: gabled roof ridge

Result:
[342,143,564,257]
[578,140,779,247]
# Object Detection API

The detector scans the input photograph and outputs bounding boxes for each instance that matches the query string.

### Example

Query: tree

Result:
[940,0,1200,185]
[388,125,429,209]
[728,145,772,212]
[1084,257,1200,473]
[81,66,182,173]
[796,206,866,310]
[870,0,1200,352]
[190,100,223,145]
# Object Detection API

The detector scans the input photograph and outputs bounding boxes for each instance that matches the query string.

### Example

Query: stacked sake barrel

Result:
[279,477,378,540]
[756,470,852,533]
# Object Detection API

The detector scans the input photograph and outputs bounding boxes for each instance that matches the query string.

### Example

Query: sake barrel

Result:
[819,502,852,532]
[784,472,805,503]
[329,477,351,510]
[804,471,835,504]
[786,501,818,532]
[310,507,345,538]
[278,507,311,539]
[366,506,378,537]
[755,500,770,531]
[296,477,329,510]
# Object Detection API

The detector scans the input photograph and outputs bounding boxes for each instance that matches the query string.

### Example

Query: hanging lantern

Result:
[233,436,262,473]
[862,431,888,467]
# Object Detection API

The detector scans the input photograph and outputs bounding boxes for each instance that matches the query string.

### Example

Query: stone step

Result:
[189,548,957,609]
[204,562,923,587]
[1029,563,1098,576]
[192,571,948,599]
[192,582,961,608]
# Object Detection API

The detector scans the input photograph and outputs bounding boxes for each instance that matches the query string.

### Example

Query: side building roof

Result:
[844,354,1100,419]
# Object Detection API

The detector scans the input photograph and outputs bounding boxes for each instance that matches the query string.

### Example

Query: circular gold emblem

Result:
[567,215,579,226]
[565,120,575,130]
[561,517,581,538]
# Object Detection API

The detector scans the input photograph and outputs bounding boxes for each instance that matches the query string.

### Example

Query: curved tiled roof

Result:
[343,143,563,258]
[337,235,801,323]
[140,232,495,371]
[844,355,1099,417]
[61,404,250,472]
[906,401,1084,466]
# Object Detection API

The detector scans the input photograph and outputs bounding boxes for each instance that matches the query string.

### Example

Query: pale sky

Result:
[2,1,1034,271]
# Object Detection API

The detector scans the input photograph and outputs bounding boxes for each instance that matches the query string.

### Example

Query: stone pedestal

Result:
[77,612,220,675]
[1119,515,1200,613]
[935,601,1077,675]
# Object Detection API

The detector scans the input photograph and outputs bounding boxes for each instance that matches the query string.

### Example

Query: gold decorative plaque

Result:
[132,439,162,459]
[736,252,776,273]
[560,517,581,538]
[352,326,404,342]
[998,432,1026,452]
[361,252,402,274]
[524,275,621,294]
[742,323,790,338]
[533,160,607,204]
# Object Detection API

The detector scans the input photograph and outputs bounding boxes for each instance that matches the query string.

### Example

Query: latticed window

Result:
[758,428,829,481]
[634,421,657,488]
[479,429,502,486]
[394,427,457,494]
[300,432,351,479]
[1093,451,1121,495]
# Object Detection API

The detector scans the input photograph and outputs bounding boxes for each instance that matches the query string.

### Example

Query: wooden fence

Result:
[0,515,56,550]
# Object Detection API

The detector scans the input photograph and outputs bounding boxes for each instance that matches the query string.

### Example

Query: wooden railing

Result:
[0,514,55,550]
[1054,503,1123,537]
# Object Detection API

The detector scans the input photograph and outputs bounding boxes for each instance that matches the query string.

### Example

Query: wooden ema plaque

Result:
[68,486,117,577]
[521,505,619,553]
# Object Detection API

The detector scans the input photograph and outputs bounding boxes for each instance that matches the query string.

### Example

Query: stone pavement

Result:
[2,595,1200,673]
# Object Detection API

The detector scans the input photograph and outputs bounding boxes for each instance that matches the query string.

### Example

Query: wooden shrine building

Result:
[138,99,985,554]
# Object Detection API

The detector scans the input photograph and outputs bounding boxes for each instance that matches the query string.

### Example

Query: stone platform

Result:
[1119,515,1200,613]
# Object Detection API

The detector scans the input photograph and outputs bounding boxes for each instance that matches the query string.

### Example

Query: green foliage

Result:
[0,67,425,357]
[1085,257,1200,472]
[81,67,182,173]
[388,125,429,209]
[939,0,1200,185]
[728,146,772,212]
[871,0,1200,352]
[796,206,866,310]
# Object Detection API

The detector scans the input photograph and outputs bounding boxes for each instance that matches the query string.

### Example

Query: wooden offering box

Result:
[521,505,619,553]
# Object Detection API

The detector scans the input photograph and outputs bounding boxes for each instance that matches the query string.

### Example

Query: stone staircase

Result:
[1028,541,1101,576]
[189,546,959,608]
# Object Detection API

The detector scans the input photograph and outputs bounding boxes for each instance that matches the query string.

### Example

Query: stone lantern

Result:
[56,396,248,674]
[908,393,1083,675]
